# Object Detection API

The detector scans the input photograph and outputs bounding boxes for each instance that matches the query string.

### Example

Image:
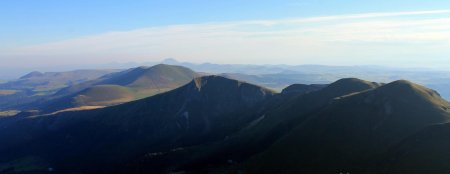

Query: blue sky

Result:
[2,0,450,69]
[3,0,450,46]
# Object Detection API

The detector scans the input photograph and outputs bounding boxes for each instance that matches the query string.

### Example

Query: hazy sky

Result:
[1,0,450,69]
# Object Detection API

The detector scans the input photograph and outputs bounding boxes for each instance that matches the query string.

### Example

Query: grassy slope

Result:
[73,85,135,106]
[0,70,119,112]
[0,69,118,92]
[39,64,199,113]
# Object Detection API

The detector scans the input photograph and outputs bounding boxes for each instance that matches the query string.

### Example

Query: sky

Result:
[1,0,450,70]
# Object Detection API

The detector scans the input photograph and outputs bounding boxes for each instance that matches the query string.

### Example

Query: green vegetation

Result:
[73,85,135,106]
[1,69,118,92]
[38,64,199,113]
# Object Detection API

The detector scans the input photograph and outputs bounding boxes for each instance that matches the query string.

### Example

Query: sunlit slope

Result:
[38,64,199,113]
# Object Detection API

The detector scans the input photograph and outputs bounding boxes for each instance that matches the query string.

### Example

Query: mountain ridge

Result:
[1,76,450,174]
[0,75,275,173]
[31,64,199,114]
[245,79,450,174]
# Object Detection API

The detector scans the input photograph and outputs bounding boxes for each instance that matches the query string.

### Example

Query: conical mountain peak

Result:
[20,71,44,79]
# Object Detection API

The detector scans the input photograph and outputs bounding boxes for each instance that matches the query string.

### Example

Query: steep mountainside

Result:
[381,122,450,174]
[1,77,450,174]
[245,80,450,174]
[0,76,275,173]
[124,78,450,174]
[121,78,382,173]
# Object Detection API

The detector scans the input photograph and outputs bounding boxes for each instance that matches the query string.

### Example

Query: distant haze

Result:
[1,1,450,74]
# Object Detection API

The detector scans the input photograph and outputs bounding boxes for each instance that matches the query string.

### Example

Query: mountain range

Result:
[0,64,200,115]
[2,59,450,114]
[1,66,450,174]
[0,69,118,112]
[160,58,450,100]
[33,64,200,114]
[0,75,275,173]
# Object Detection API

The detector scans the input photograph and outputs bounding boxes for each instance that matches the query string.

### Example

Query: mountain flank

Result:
[32,64,200,114]
[0,75,275,173]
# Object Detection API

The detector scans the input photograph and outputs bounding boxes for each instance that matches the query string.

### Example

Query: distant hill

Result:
[0,69,119,111]
[220,73,336,91]
[0,69,119,92]
[19,71,44,79]
[0,76,275,173]
[34,64,200,114]
[161,59,450,100]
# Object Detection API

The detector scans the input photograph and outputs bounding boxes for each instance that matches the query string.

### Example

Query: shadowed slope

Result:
[0,76,275,173]
[246,80,450,174]
[382,122,450,174]
[163,78,381,173]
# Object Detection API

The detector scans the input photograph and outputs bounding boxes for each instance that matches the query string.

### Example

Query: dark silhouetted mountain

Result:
[381,122,450,174]
[1,77,450,174]
[127,79,448,174]
[244,80,450,174]
[0,76,275,173]
[158,78,381,173]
